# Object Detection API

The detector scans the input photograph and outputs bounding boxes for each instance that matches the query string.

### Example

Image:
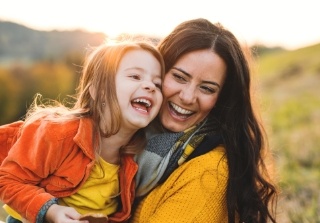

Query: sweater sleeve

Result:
[131,146,229,223]
[0,120,61,223]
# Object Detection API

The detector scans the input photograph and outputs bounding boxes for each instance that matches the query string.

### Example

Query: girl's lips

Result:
[131,97,153,113]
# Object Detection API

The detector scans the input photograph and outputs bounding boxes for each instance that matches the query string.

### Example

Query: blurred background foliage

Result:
[255,43,320,222]
[0,60,80,123]
[0,21,319,222]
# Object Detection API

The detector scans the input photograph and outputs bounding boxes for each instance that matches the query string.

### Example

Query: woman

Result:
[0,39,164,223]
[131,18,278,223]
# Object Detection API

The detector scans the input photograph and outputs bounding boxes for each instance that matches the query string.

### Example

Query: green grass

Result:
[257,43,320,222]
[257,43,320,79]
[0,43,319,222]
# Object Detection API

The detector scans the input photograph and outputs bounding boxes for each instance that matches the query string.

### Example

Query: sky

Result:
[1,0,320,50]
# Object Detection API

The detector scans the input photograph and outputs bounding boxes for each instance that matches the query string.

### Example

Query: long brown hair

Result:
[158,18,278,223]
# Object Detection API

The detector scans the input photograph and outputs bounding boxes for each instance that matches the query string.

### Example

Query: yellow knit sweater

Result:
[130,146,229,223]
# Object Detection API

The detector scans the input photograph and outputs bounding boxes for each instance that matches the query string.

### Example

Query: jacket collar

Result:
[73,118,96,160]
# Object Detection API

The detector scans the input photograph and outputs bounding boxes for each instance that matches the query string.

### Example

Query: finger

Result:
[65,209,82,220]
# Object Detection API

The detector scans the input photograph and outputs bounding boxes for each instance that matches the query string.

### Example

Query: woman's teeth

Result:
[170,102,193,115]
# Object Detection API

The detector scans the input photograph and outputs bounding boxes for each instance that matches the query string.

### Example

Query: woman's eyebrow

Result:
[172,67,221,89]
[203,80,221,89]
[172,67,191,77]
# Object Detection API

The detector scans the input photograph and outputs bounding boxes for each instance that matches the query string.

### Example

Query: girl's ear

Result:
[89,85,96,100]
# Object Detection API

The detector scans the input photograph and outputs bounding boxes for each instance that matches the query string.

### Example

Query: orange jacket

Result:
[0,118,138,223]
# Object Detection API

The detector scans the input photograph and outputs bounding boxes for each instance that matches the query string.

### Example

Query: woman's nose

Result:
[179,85,196,104]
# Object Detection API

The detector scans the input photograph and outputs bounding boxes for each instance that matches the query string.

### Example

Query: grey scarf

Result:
[134,117,219,197]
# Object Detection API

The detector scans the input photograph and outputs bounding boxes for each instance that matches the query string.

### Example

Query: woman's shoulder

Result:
[207,146,227,163]
[194,145,226,166]
[164,145,228,191]
[179,145,228,177]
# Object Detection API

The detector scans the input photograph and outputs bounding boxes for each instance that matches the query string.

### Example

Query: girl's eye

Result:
[130,74,140,80]
[155,82,162,89]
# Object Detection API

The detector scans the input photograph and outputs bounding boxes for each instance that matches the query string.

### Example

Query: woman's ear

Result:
[89,85,96,100]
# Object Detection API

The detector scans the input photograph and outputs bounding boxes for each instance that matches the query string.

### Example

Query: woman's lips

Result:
[168,102,194,120]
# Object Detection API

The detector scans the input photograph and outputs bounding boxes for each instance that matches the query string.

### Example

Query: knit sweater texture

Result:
[130,146,228,223]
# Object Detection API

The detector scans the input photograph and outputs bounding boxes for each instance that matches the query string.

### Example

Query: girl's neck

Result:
[99,130,135,164]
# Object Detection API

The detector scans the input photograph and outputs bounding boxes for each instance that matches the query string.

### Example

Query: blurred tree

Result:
[0,56,80,125]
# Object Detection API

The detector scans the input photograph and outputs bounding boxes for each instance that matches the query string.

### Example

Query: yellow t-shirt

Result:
[4,156,120,220]
[59,156,120,215]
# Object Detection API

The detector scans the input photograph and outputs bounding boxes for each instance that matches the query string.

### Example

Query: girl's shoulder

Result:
[23,116,87,140]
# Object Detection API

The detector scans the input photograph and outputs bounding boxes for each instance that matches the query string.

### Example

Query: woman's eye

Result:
[200,86,216,94]
[172,73,186,82]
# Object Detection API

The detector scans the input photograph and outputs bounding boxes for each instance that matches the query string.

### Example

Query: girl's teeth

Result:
[133,98,151,107]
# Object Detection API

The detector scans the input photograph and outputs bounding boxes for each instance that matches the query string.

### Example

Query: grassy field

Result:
[256,43,320,222]
[0,43,319,222]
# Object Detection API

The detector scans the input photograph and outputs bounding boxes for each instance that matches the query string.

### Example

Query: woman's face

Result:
[159,49,226,132]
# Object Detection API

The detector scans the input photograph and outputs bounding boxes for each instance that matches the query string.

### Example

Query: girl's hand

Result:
[45,204,89,223]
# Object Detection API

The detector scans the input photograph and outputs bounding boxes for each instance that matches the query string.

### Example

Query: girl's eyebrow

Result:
[172,67,221,89]
[124,67,144,71]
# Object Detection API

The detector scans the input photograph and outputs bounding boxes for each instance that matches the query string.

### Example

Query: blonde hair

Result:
[24,38,165,155]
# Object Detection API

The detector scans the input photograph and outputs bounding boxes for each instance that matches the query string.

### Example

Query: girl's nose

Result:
[142,80,156,92]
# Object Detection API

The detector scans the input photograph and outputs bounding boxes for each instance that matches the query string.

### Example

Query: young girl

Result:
[0,38,164,223]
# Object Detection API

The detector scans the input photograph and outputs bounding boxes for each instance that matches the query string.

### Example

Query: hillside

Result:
[0,20,319,222]
[0,20,106,64]
[255,43,320,222]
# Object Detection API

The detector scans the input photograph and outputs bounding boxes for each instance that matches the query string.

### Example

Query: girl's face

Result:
[159,49,226,132]
[115,49,163,132]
